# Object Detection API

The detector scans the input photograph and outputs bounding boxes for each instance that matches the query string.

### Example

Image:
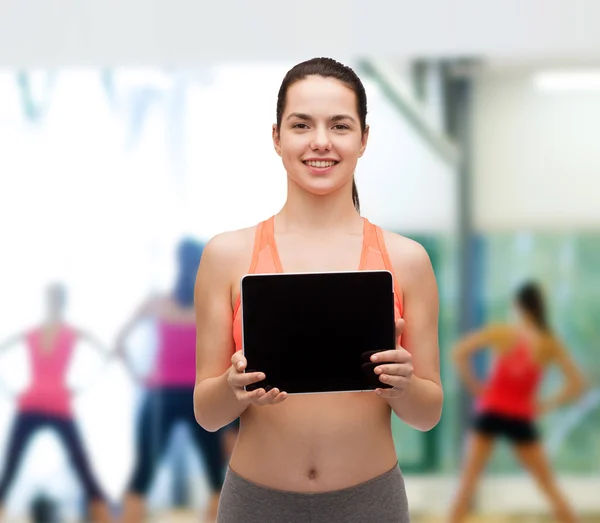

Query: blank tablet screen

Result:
[240,270,396,394]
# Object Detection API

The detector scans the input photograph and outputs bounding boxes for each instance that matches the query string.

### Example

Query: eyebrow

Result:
[286,112,357,123]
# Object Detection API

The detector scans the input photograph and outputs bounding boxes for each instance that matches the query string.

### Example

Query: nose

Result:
[310,126,331,151]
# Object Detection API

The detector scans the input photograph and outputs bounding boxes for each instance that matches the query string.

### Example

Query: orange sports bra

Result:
[232,215,404,353]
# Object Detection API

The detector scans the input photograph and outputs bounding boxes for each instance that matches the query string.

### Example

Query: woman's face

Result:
[273,75,368,198]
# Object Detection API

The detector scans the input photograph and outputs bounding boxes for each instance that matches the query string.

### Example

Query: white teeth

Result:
[305,160,337,168]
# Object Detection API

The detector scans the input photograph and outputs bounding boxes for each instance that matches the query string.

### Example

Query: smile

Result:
[303,160,339,168]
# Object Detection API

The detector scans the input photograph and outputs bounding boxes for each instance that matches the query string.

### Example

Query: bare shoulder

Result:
[491,322,518,338]
[381,230,433,286]
[545,332,569,359]
[490,323,520,349]
[196,225,258,301]
[200,226,256,273]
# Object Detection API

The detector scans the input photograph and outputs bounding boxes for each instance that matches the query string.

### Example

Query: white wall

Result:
[182,63,456,236]
[1,0,600,65]
[359,76,456,233]
[473,68,600,231]
[0,62,454,516]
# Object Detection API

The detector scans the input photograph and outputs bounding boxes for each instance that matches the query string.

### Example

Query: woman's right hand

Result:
[228,352,287,406]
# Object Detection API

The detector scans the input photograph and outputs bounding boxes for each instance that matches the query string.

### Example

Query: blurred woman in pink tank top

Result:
[116,239,234,523]
[0,283,114,523]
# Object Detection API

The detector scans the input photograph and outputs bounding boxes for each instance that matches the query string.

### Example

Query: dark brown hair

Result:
[516,281,551,332]
[275,57,367,213]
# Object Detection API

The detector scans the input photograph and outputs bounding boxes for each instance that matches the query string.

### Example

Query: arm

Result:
[70,329,114,396]
[373,238,443,432]
[0,332,25,354]
[0,332,25,398]
[76,329,113,359]
[193,233,286,433]
[114,297,157,378]
[451,324,506,396]
[539,337,587,414]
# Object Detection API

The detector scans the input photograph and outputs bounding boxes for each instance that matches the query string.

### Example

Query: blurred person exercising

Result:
[0,283,113,523]
[117,239,233,523]
[450,281,586,523]
[193,57,443,523]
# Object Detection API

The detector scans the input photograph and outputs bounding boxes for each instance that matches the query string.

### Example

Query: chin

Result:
[290,173,351,197]
[300,182,345,198]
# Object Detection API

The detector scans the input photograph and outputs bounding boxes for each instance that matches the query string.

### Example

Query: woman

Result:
[117,238,231,523]
[450,281,586,523]
[0,283,113,523]
[193,57,443,523]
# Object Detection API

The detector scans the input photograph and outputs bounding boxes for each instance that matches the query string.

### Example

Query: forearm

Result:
[78,331,112,359]
[0,333,24,353]
[115,342,136,377]
[193,371,248,432]
[387,376,443,431]
[454,358,484,395]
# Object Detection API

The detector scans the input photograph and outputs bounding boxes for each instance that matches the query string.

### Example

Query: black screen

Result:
[240,270,396,394]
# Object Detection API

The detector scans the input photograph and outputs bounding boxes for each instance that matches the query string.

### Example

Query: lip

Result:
[302,158,339,163]
[302,159,339,176]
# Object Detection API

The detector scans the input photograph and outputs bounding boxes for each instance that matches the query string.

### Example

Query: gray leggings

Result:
[217,463,410,523]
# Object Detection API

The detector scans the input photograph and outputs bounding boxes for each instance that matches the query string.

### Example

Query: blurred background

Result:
[0,0,599,521]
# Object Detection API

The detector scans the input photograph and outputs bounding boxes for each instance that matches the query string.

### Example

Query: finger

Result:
[374,364,410,376]
[231,371,266,387]
[378,374,408,388]
[240,387,266,402]
[255,387,282,405]
[375,387,401,399]
[260,390,288,405]
[272,391,288,403]
[395,318,405,337]
[370,349,410,363]
[231,352,247,370]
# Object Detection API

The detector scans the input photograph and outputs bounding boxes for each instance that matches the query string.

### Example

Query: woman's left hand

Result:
[371,319,413,399]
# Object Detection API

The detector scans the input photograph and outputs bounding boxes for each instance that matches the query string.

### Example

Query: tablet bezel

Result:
[240,269,396,396]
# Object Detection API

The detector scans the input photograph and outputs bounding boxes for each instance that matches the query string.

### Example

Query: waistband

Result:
[225,462,402,499]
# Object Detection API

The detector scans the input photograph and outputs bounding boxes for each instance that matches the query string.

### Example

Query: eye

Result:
[292,123,309,129]
[333,124,350,130]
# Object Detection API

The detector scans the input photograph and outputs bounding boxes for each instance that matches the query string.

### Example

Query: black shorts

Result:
[473,411,539,444]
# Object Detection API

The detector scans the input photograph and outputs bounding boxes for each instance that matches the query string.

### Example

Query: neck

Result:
[279,179,361,233]
[519,315,542,333]
[45,315,62,327]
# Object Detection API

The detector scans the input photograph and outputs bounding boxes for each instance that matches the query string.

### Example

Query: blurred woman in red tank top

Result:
[450,281,586,523]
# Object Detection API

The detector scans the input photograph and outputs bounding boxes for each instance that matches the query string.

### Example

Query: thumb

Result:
[395,318,405,337]
[231,352,247,371]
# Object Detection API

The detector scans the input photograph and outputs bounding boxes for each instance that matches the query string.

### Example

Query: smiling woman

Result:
[192,57,443,523]
[273,62,367,213]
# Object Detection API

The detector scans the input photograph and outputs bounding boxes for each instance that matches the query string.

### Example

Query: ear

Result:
[272,124,282,157]
[358,124,369,158]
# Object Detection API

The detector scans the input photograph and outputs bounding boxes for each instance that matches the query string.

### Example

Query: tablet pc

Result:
[240,270,396,395]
